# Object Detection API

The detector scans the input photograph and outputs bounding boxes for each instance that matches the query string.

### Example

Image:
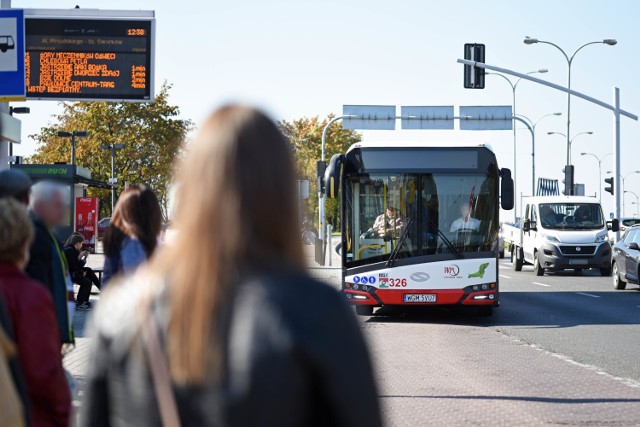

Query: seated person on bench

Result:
[63,233,101,311]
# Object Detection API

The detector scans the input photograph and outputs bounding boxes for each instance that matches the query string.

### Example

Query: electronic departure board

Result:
[25,17,154,101]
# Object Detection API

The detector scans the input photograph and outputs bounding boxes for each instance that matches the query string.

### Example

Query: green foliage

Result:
[29,82,192,220]
[278,115,361,228]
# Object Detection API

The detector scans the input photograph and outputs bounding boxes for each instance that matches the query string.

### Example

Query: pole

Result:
[567,62,572,173]
[512,88,518,219]
[598,159,602,202]
[71,133,76,165]
[111,144,115,213]
[531,129,535,195]
[0,0,10,171]
[613,87,621,241]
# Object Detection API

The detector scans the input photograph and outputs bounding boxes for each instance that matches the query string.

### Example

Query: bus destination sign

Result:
[25,17,154,101]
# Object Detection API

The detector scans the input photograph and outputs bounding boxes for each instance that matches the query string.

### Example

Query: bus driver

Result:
[450,203,481,233]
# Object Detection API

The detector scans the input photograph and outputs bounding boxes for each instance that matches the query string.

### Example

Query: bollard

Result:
[327,224,332,267]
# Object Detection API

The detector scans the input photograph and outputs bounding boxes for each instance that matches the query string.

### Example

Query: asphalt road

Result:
[492,258,640,383]
[308,253,640,426]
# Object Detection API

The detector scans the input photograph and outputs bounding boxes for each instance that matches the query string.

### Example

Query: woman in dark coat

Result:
[80,106,382,427]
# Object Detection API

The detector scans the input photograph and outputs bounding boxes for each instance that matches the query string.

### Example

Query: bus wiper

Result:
[427,218,463,259]
[386,218,414,267]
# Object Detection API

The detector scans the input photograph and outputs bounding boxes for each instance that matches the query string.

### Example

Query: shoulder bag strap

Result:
[141,305,182,427]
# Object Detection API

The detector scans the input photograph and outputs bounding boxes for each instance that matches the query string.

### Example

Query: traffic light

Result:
[604,177,614,195]
[562,165,574,195]
[464,43,485,89]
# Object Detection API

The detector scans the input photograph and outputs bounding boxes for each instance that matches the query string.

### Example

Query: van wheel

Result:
[355,305,374,316]
[513,247,523,271]
[613,262,626,290]
[533,252,545,276]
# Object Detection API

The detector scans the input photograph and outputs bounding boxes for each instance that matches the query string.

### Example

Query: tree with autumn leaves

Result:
[30,90,358,227]
[278,115,361,228]
[29,83,192,220]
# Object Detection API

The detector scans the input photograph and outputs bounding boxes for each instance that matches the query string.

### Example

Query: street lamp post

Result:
[625,191,639,217]
[580,152,612,201]
[8,106,30,158]
[57,130,88,166]
[606,170,640,216]
[516,112,562,195]
[486,69,547,218]
[547,131,593,164]
[100,143,125,213]
[524,37,617,182]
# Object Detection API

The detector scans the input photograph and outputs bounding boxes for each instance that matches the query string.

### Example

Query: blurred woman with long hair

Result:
[102,185,162,286]
[81,105,381,427]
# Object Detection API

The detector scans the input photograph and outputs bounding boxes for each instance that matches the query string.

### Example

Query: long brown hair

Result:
[104,185,162,258]
[156,105,304,384]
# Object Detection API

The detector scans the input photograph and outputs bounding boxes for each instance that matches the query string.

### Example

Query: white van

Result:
[512,196,618,276]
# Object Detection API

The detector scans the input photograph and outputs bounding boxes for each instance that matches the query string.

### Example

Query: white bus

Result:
[324,142,514,316]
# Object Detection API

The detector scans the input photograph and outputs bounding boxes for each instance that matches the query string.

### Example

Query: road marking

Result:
[576,292,600,298]
[499,274,511,279]
[532,282,550,287]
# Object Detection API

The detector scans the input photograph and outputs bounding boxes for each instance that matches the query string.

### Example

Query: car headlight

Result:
[595,233,608,243]
[541,234,559,243]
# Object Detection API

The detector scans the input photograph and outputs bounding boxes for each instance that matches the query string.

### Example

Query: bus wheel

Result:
[355,305,374,316]
[513,247,523,272]
[476,306,493,317]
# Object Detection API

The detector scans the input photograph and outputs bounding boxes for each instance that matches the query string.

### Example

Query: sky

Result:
[7,0,640,219]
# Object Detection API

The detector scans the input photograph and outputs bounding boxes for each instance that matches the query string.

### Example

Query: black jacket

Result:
[80,269,382,427]
[63,246,86,277]
[25,216,55,295]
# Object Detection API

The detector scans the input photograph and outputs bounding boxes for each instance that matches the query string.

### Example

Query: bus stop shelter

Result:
[11,163,110,241]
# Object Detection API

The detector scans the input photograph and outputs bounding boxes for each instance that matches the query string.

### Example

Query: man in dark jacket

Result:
[25,181,74,344]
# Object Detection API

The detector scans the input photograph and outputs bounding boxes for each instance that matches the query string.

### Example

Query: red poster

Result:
[75,197,99,253]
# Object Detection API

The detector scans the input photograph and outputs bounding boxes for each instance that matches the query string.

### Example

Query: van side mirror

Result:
[608,218,620,232]
[500,168,514,210]
[324,154,344,199]
[628,242,639,250]
[523,219,531,233]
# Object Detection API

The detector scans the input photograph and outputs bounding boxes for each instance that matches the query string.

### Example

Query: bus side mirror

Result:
[500,168,514,210]
[324,154,344,199]
[608,218,620,232]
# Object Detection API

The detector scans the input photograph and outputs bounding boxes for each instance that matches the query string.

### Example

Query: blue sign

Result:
[0,9,25,101]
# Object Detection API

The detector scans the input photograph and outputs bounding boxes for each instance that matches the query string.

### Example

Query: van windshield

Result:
[539,203,604,230]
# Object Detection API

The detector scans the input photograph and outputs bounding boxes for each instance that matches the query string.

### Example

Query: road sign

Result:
[24,9,155,102]
[0,9,25,101]
[459,106,513,130]
[0,112,21,143]
[463,43,485,89]
[342,105,396,130]
[400,106,454,130]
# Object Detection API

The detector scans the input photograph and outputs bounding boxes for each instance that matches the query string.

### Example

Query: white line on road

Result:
[532,282,550,287]
[576,292,600,298]
[499,274,512,279]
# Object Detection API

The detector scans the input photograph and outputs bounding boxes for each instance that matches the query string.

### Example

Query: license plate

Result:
[403,294,437,303]
[569,259,588,265]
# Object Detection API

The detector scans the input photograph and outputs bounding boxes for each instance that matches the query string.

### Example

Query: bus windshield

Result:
[538,203,604,230]
[344,172,498,266]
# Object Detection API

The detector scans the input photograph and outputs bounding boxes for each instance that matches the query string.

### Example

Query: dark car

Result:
[612,224,640,290]
[97,217,111,239]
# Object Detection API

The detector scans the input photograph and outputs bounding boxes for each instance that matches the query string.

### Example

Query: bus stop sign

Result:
[0,9,25,101]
